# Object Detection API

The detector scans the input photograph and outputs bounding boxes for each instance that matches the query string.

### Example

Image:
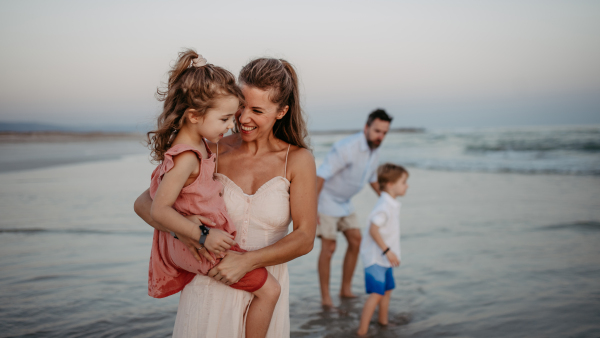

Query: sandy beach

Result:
[0,135,599,336]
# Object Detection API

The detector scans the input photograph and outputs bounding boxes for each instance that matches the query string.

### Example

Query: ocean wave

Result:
[397,161,600,176]
[466,139,600,153]
[314,125,600,176]
[0,228,149,235]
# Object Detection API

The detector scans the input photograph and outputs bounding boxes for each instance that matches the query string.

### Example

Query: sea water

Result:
[0,125,599,337]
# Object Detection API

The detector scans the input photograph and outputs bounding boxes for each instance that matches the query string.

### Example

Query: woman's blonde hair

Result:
[147,49,244,162]
[238,58,309,149]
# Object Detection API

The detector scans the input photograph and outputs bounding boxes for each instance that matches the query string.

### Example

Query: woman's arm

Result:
[134,188,170,232]
[133,153,231,262]
[208,147,317,283]
[134,187,222,263]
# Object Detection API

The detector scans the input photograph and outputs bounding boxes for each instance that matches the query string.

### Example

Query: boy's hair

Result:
[366,108,393,126]
[147,49,244,162]
[377,163,408,191]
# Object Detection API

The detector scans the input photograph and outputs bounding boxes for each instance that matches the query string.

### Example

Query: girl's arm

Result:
[133,152,233,262]
[208,147,317,284]
[134,188,217,262]
[150,152,205,240]
[134,189,217,232]
[134,188,171,233]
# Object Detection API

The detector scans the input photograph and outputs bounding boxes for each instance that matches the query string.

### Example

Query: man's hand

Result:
[385,251,400,267]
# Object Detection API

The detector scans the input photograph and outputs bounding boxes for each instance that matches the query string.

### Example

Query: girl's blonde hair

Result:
[147,49,244,162]
[238,58,309,149]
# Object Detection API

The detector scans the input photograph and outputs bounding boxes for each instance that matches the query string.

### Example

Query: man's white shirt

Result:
[317,132,380,217]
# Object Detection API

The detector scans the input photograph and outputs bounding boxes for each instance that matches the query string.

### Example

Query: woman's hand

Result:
[180,215,218,263]
[174,231,216,264]
[207,250,252,285]
[203,228,236,258]
[184,214,216,227]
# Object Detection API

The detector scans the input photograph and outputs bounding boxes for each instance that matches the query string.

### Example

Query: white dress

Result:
[172,153,292,337]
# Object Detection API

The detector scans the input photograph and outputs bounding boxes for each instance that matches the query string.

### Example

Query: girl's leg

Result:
[357,293,383,336]
[377,290,393,325]
[246,273,281,338]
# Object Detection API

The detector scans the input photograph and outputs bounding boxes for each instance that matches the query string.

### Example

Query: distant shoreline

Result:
[0,128,426,143]
[310,127,425,135]
[0,131,145,143]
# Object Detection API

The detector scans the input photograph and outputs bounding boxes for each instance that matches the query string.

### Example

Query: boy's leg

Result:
[378,290,393,325]
[246,273,281,338]
[357,293,383,336]
[358,264,388,335]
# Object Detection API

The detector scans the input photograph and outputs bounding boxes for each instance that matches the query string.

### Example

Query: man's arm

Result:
[316,176,325,195]
[370,182,381,196]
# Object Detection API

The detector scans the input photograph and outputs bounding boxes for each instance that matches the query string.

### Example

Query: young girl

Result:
[146,49,281,338]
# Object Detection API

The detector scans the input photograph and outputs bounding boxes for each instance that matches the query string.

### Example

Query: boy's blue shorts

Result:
[364,264,395,295]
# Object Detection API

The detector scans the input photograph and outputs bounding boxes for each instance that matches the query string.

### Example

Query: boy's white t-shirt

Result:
[360,191,401,268]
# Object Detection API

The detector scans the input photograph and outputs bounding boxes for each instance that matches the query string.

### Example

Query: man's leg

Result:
[340,228,361,297]
[318,238,336,306]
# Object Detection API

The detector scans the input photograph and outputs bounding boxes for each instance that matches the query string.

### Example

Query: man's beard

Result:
[367,139,381,149]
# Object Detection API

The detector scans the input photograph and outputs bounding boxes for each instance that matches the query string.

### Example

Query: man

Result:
[316,108,392,306]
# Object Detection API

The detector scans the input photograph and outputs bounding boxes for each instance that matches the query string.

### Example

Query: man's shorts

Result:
[364,264,395,295]
[316,213,360,240]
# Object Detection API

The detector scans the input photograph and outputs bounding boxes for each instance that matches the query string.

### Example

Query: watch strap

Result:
[198,225,210,245]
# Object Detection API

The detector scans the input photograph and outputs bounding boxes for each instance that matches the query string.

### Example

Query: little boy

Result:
[357,163,409,336]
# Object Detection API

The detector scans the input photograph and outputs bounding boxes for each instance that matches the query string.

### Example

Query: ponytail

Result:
[147,49,244,162]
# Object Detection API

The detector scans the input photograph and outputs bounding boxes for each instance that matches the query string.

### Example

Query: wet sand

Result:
[0,150,599,337]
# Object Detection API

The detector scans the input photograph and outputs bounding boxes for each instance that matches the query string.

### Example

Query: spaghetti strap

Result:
[215,142,219,173]
[284,144,291,178]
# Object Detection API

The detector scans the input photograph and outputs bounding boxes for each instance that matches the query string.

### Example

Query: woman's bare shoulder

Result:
[287,146,316,172]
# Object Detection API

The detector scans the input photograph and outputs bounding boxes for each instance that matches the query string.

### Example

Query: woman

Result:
[134,57,317,337]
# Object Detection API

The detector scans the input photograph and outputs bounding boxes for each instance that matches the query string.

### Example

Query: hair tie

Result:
[191,55,208,68]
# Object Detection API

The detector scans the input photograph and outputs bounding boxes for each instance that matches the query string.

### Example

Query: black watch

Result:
[198,225,210,245]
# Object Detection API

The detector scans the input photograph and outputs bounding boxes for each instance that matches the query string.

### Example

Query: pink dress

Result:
[147,143,267,298]
[172,145,293,338]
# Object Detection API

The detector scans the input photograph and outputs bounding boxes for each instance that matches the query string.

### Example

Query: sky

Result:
[0,0,599,131]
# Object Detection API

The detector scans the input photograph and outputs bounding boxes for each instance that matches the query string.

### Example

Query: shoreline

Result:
[0,131,145,143]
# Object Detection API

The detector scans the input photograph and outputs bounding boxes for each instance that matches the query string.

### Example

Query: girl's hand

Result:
[207,250,251,285]
[184,215,235,257]
[386,251,400,267]
[178,214,218,264]
[203,228,236,258]
[174,231,216,264]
